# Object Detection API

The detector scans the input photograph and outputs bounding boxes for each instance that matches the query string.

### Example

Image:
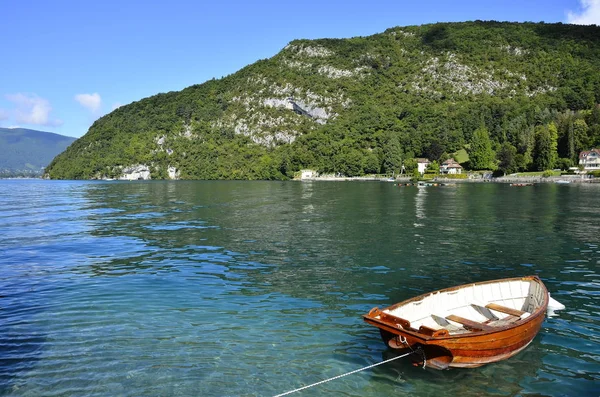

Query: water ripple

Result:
[0,181,599,396]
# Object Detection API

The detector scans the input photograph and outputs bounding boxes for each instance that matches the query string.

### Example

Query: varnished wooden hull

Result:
[364,276,549,369]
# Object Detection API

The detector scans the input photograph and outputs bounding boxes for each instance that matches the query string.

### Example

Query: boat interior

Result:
[382,279,546,335]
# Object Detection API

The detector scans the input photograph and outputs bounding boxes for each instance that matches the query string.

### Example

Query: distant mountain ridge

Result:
[45,21,600,180]
[0,128,76,176]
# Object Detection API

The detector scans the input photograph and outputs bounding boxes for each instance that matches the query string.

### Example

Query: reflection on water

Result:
[415,185,427,221]
[0,180,598,396]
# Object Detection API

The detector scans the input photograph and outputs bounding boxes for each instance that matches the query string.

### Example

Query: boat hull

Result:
[364,276,549,369]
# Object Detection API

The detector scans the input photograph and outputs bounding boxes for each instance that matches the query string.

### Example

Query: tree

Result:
[555,157,573,171]
[548,121,559,166]
[403,158,417,174]
[411,168,421,182]
[587,105,600,147]
[381,132,403,175]
[426,140,446,162]
[573,118,589,159]
[533,124,555,171]
[516,125,535,157]
[567,119,576,160]
[534,107,553,126]
[426,160,440,176]
[515,152,532,172]
[469,125,496,170]
[334,147,364,176]
[497,142,518,175]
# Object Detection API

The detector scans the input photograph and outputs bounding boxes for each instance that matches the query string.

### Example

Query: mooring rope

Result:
[272,351,414,397]
[397,335,426,369]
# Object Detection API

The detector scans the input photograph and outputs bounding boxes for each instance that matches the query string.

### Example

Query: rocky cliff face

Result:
[117,165,151,180]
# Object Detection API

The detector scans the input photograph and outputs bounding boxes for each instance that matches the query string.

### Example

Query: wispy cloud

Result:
[5,93,63,127]
[0,108,8,121]
[111,102,123,111]
[567,0,600,24]
[75,93,102,113]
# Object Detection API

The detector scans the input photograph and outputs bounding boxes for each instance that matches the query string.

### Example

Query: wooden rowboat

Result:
[363,276,551,370]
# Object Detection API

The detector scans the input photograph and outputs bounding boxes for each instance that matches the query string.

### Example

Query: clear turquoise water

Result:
[0,180,598,396]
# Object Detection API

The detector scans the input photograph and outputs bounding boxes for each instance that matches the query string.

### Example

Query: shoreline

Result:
[299,175,599,184]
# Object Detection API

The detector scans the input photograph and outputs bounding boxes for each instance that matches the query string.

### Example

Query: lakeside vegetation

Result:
[46,21,600,180]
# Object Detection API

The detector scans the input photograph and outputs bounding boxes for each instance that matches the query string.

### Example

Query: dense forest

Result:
[46,21,600,180]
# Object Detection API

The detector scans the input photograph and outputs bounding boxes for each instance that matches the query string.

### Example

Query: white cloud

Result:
[567,0,600,25]
[75,93,102,113]
[111,102,123,111]
[5,93,63,127]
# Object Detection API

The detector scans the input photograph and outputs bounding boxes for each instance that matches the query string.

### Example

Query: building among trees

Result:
[417,158,430,175]
[440,159,463,174]
[579,149,600,170]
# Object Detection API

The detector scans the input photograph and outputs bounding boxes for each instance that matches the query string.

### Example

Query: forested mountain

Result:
[0,128,76,177]
[46,21,600,180]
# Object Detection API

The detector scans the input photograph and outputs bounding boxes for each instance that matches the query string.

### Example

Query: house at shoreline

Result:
[579,149,600,171]
[440,158,463,174]
[300,169,317,179]
[417,158,430,175]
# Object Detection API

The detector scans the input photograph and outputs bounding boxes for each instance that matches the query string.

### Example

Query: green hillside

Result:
[46,21,600,180]
[0,128,76,177]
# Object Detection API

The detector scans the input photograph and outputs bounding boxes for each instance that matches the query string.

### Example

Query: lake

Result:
[0,180,598,396]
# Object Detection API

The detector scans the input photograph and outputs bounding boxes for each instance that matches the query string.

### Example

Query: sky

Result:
[1,0,599,138]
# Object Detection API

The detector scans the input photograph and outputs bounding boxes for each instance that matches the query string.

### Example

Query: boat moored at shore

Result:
[363,276,560,370]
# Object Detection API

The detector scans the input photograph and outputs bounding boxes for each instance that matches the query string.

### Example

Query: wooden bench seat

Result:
[431,314,467,334]
[485,303,527,317]
[445,314,494,331]
[486,315,521,327]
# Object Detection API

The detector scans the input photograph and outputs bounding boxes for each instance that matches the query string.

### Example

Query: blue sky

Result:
[1,0,598,138]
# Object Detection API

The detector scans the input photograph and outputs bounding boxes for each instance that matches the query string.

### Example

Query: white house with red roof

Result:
[440,158,463,174]
[579,149,600,170]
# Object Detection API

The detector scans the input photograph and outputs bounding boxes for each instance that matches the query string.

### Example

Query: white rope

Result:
[272,351,413,397]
